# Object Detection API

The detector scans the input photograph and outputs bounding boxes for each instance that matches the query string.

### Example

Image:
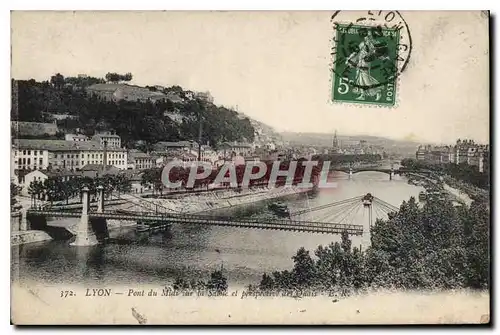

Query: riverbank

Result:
[407,173,477,207]
[443,183,473,207]
[114,185,313,215]
[11,230,52,246]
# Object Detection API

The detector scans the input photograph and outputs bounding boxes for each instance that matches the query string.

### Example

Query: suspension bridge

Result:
[23,186,400,246]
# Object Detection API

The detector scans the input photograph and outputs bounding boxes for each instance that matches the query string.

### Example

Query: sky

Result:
[10,11,489,145]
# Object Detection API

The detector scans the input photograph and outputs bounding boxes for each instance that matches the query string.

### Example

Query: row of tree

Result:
[105,72,133,84]
[172,269,228,294]
[252,197,489,294]
[27,174,132,206]
[401,158,490,190]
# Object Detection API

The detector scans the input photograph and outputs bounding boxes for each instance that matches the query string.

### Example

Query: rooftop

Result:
[24,169,82,178]
[220,141,253,148]
[13,139,127,152]
[92,133,121,139]
[129,150,153,159]
[153,141,198,150]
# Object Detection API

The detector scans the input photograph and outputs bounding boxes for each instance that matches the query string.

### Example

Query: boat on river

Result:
[268,202,290,218]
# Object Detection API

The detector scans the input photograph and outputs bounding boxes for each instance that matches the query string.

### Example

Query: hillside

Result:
[11,76,255,150]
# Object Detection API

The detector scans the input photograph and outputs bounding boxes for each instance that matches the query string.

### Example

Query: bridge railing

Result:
[89,209,363,230]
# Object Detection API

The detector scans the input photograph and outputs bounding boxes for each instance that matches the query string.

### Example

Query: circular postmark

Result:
[330,10,412,91]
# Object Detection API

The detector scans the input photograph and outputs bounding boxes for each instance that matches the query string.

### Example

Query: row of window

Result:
[52,160,126,166]
[16,150,44,156]
[15,158,44,166]
[53,153,126,159]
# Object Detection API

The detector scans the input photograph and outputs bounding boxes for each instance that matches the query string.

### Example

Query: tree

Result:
[259,273,275,291]
[43,177,62,204]
[50,73,65,89]
[28,180,45,207]
[206,269,228,293]
[15,76,256,149]
[10,182,22,208]
[105,72,133,84]
[463,201,490,288]
[115,174,132,195]
[105,72,121,84]
[122,72,133,82]
[292,247,316,288]
[256,193,489,294]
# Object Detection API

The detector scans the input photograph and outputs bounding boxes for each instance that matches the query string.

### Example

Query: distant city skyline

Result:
[11,11,489,145]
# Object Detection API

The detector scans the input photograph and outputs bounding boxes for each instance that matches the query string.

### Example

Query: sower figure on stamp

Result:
[346,28,388,101]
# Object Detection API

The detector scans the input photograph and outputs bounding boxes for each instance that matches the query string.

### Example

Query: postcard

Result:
[10,10,490,325]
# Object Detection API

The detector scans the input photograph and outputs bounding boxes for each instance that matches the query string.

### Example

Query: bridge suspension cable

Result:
[372,196,399,213]
[111,193,175,214]
[310,199,360,223]
[290,195,365,217]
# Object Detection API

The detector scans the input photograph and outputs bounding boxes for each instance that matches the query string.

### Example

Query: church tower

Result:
[332,130,339,150]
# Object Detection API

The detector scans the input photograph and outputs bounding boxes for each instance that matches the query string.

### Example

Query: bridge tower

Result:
[362,193,373,228]
[20,208,28,231]
[70,187,98,246]
[97,185,104,213]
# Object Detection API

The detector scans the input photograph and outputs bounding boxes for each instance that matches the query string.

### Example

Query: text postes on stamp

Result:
[330,11,412,107]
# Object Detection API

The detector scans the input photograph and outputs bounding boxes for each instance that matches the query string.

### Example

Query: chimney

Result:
[103,140,108,169]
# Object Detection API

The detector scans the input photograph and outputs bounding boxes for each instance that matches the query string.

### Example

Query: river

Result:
[11,171,425,287]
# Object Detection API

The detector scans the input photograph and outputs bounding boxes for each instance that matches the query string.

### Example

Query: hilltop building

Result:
[86,83,167,102]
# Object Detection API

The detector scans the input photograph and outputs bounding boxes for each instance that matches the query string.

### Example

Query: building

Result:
[86,83,167,102]
[200,145,219,164]
[330,130,342,154]
[92,131,121,148]
[80,164,121,178]
[219,141,253,157]
[195,91,214,103]
[415,139,489,173]
[415,145,427,161]
[12,139,128,171]
[11,121,59,137]
[153,141,198,153]
[128,150,156,170]
[65,134,90,142]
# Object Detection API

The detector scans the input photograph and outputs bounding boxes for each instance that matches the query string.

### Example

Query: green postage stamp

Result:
[331,23,403,107]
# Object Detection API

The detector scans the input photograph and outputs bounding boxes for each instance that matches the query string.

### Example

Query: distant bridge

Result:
[330,167,433,180]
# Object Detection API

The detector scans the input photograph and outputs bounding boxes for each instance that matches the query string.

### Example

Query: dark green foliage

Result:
[12,77,255,148]
[259,196,490,294]
[206,270,228,293]
[173,269,228,293]
[105,72,132,83]
[10,182,22,208]
[27,174,133,205]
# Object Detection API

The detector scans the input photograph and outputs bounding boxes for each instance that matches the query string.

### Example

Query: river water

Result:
[12,171,425,287]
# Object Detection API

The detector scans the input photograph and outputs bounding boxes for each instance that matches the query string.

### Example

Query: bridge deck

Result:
[27,210,364,235]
